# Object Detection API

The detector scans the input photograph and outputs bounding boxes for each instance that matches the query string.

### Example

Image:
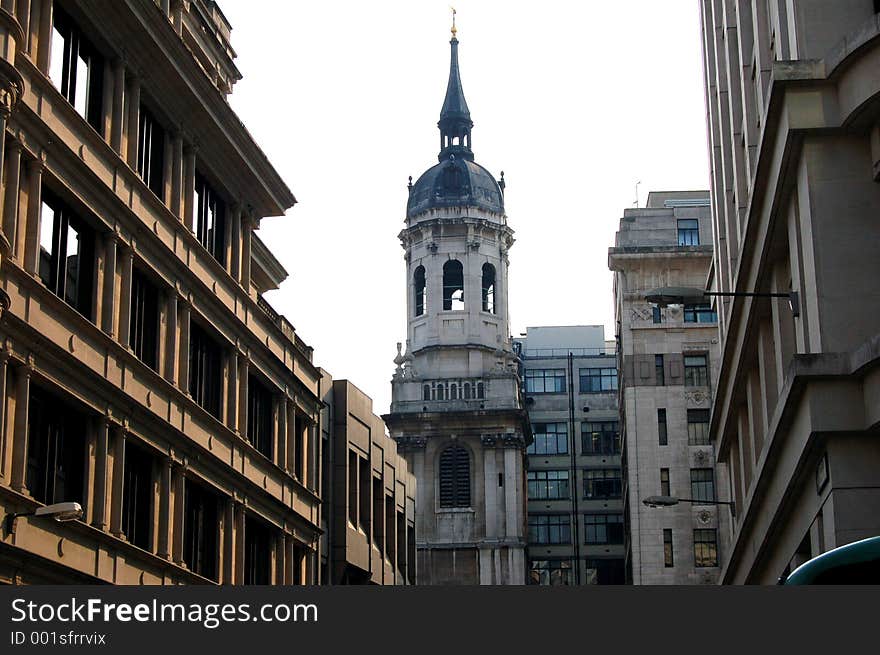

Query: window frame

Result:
[578,367,618,393]
[49,6,105,132]
[690,468,715,504]
[584,513,624,545]
[687,409,711,445]
[527,469,570,500]
[438,445,471,508]
[581,421,620,455]
[528,514,571,545]
[527,422,568,455]
[694,529,718,567]
[524,369,566,394]
[583,468,622,500]
[677,218,700,246]
[193,171,227,265]
[684,354,709,387]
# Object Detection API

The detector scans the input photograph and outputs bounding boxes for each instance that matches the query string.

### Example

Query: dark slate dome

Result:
[407,157,504,218]
[406,30,505,219]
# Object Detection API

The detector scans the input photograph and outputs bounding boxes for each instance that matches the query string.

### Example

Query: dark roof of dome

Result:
[407,157,504,218]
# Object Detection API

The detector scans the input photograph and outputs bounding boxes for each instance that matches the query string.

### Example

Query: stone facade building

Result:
[515,326,624,585]
[384,25,530,585]
[0,0,323,584]
[700,1,880,583]
[319,371,416,585]
[609,191,730,584]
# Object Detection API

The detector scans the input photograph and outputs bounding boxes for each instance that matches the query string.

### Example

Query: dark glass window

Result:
[579,367,618,393]
[584,468,622,499]
[26,387,85,508]
[684,354,709,387]
[527,423,568,455]
[664,529,674,567]
[652,305,662,324]
[243,515,272,585]
[527,470,569,500]
[137,105,165,198]
[372,477,384,556]
[677,219,699,245]
[525,369,566,394]
[528,559,572,586]
[183,478,219,581]
[690,468,715,503]
[684,303,717,323]
[660,468,670,497]
[414,265,426,316]
[584,513,624,544]
[687,409,711,445]
[347,451,357,526]
[438,445,470,508]
[121,441,153,551]
[189,322,222,419]
[49,7,104,131]
[658,408,668,446]
[655,355,665,386]
[39,191,95,319]
[442,259,464,310]
[247,375,274,459]
[585,558,626,585]
[694,529,718,567]
[481,263,495,313]
[528,515,570,545]
[130,268,159,371]
[581,421,619,455]
[194,172,226,264]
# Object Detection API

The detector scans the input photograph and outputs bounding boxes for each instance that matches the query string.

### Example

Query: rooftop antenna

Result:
[634,180,641,208]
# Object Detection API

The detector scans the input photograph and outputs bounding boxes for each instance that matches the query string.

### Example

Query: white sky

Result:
[220,1,710,414]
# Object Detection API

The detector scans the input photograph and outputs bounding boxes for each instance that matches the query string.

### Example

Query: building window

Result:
[527,423,568,455]
[39,191,95,319]
[372,477,384,556]
[528,515,571,545]
[438,445,470,508]
[660,468,670,496]
[194,172,226,264]
[584,513,624,545]
[121,441,154,551]
[579,367,618,393]
[130,268,159,371]
[528,559,572,585]
[26,387,85,508]
[684,354,709,387]
[690,468,715,503]
[694,529,718,567]
[677,219,699,245]
[655,354,665,386]
[585,558,626,585]
[684,303,717,323]
[687,409,711,445]
[247,375,274,460]
[663,529,674,567]
[347,451,357,526]
[524,369,566,394]
[137,104,165,198]
[442,259,464,310]
[49,7,104,131]
[481,263,495,313]
[527,470,569,500]
[581,421,619,455]
[657,408,668,446]
[359,457,370,534]
[414,265,426,316]
[243,515,272,585]
[188,322,223,420]
[652,305,662,324]
[584,468,622,499]
[183,478,219,581]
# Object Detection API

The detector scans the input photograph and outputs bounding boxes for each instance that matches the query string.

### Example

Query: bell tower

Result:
[384,19,529,586]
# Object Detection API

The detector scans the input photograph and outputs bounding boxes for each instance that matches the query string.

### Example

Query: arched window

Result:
[450,383,457,400]
[482,263,496,313]
[414,265,426,317]
[439,445,470,507]
[443,260,464,311]
[437,384,445,401]
[477,382,485,399]
[423,384,431,401]
[463,382,471,399]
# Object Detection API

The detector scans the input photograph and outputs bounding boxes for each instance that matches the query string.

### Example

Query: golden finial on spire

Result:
[450,6,457,37]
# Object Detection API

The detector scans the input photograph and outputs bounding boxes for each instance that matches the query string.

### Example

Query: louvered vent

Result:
[439,445,471,508]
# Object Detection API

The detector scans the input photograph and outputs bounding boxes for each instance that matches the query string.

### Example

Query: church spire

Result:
[438,12,474,162]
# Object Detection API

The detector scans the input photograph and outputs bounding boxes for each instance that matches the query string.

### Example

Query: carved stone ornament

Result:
[685,389,711,406]
[697,510,712,524]
[395,435,427,451]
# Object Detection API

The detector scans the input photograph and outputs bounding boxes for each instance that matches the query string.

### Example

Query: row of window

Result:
[527,421,620,456]
[413,261,496,316]
[25,385,307,583]
[659,467,716,502]
[49,6,231,266]
[653,354,709,387]
[524,367,618,394]
[527,514,624,545]
[664,529,718,568]
[658,408,711,446]
[528,558,625,585]
[422,380,485,402]
[527,468,622,500]
[652,303,718,324]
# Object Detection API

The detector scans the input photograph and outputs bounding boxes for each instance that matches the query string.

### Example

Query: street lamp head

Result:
[642,495,680,508]
[644,287,707,307]
[34,502,83,522]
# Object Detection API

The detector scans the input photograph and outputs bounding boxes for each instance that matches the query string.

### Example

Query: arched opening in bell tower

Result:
[481,263,496,313]
[442,260,464,310]
[414,265,426,316]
